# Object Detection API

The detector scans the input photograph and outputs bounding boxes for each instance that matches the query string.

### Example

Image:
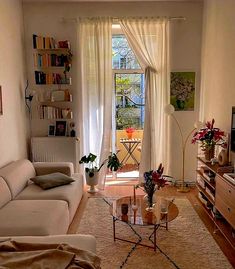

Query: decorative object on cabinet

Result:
[0,86,2,115]
[164,104,203,192]
[192,119,227,161]
[218,148,229,166]
[196,157,235,249]
[48,124,55,136]
[55,121,67,136]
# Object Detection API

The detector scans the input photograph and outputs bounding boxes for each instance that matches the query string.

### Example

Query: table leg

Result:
[113,217,116,241]
[120,142,141,166]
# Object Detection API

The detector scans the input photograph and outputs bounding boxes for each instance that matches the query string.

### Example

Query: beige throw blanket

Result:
[0,240,101,269]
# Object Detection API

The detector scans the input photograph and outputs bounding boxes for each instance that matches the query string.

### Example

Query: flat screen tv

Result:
[231,107,235,152]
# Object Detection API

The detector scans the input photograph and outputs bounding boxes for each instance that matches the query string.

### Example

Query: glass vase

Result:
[144,193,156,211]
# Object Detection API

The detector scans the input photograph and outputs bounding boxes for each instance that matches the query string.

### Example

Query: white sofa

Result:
[0,159,84,237]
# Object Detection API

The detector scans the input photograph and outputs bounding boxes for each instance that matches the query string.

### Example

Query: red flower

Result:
[126,127,135,134]
[191,119,226,149]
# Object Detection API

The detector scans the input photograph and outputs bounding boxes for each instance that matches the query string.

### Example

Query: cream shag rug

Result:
[77,197,233,269]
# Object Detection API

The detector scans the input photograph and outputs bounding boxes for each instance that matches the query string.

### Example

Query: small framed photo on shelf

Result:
[55,121,67,136]
[0,86,2,115]
[48,124,55,136]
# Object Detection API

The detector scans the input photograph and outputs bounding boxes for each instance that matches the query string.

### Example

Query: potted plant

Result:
[192,119,226,160]
[79,152,121,193]
[125,127,135,139]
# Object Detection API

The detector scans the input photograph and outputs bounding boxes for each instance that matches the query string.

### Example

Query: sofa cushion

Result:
[0,235,96,254]
[0,200,69,236]
[33,162,74,177]
[30,172,75,190]
[0,160,36,199]
[16,174,84,222]
[0,177,11,209]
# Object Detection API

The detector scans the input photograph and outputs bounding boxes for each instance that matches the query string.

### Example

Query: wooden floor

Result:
[68,183,235,268]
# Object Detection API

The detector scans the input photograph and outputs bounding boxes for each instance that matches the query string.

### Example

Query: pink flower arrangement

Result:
[192,119,226,150]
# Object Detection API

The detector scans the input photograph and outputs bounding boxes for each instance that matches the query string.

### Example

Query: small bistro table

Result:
[109,195,179,268]
[119,138,141,166]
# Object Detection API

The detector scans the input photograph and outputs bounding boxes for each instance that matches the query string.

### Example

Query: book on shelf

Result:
[33,53,69,68]
[199,166,210,174]
[34,71,71,85]
[197,178,205,189]
[198,192,207,205]
[39,105,72,120]
[33,34,56,49]
[33,35,70,50]
[205,186,215,201]
[202,171,215,183]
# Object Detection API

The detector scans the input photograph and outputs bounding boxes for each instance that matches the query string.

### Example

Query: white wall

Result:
[200,0,235,162]
[23,1,203,181]
[0,0,28,167]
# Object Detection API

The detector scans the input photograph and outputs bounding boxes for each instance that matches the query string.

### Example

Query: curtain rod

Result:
[60,16,186,23]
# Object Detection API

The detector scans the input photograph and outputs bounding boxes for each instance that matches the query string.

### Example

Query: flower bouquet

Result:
[136,164,168,210]
[192,119,226,160]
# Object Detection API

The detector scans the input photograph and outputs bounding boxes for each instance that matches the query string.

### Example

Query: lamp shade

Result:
[164,104,175,115]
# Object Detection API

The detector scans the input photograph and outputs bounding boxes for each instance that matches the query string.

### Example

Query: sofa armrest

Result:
[33,162,74,176]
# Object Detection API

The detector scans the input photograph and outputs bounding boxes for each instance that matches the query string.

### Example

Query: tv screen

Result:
[231,107,235,152]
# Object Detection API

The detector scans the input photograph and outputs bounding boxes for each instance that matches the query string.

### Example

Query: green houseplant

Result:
[79,153,121,193]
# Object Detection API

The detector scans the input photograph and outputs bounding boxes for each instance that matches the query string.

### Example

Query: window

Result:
[112,35,145,130]
[112,35,141,70]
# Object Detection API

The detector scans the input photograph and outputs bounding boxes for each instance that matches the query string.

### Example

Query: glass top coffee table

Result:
[109,195,179,268]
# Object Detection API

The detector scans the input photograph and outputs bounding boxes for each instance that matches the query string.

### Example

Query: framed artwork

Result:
[48,124,55,136]
[55,121,67,136]
[0,86,2,115]
[170,72,196,111]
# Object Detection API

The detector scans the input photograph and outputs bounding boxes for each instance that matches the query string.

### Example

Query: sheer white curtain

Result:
[77,18,112,189]
[119,18,170,177]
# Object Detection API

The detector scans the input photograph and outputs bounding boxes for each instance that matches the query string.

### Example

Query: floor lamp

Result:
[164,104,203,192]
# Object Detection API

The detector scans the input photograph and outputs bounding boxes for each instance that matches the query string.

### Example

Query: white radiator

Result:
[31,137,80,172]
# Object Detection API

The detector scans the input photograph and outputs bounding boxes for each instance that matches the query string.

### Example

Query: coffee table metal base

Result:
[113,216,159,251]
[113,216,161,269]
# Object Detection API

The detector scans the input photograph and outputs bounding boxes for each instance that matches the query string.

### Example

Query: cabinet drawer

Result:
[216,196,235,229]
[216,175,235,207]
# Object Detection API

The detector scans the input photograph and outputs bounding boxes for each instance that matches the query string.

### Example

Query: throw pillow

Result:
[30,172,75,190]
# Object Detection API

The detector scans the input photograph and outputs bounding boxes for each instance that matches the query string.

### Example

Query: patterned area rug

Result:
[77,197,233,269]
